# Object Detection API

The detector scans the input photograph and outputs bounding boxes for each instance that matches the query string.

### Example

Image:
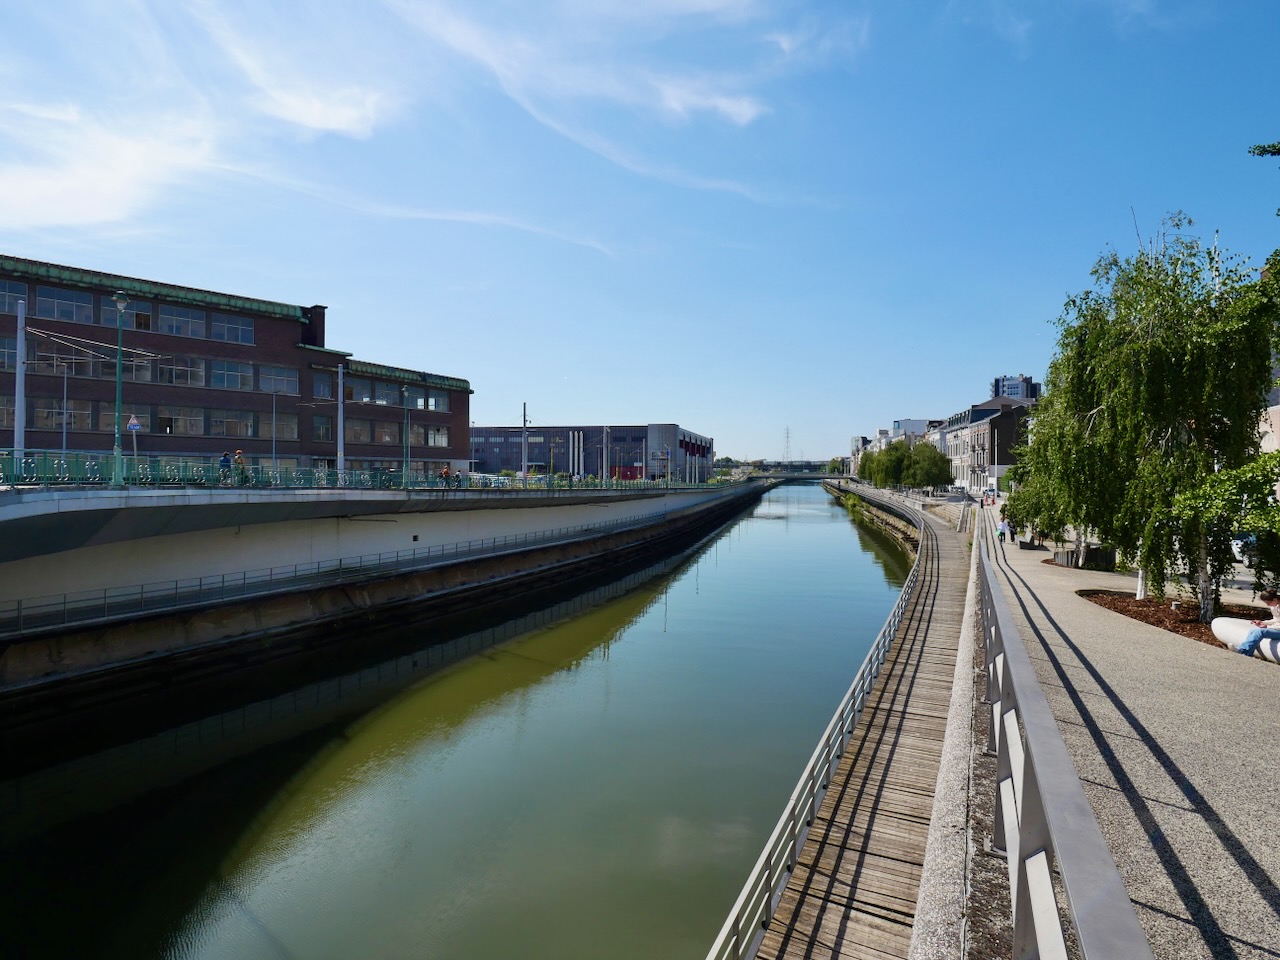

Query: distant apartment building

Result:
[945,396,1030,489]
[469,423,713,482]
[0,255,472,474]
[991,374,1041,402]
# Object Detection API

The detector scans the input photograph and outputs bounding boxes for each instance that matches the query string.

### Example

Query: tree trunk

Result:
[1136,564,1147,601]
[1197,535,1213,624]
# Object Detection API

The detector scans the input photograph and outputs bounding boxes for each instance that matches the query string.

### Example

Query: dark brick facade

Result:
[0,255,471,471]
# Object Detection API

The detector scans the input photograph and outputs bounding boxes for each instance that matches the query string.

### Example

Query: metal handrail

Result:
[978,541,1153,959]
[0,506,681,639]
[0,448,726,493]
[704,496,925,960]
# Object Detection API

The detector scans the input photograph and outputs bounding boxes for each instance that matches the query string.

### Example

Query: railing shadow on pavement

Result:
[978,539,1154,960]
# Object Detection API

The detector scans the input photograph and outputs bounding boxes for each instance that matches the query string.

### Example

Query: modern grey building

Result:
[990,373,1042,402]
[469,423,714,482]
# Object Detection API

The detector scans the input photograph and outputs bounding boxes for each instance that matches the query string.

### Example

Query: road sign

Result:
[126,415,141,432]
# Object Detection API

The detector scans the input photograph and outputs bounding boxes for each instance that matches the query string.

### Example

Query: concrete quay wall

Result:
[0,483,754,604]
[0,482,769,693]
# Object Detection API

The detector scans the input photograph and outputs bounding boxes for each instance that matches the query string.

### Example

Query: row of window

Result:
[312,371,451,412]
[477,434,645,444]
[0,338,296,393]
[0,281,256,344]
[0,396,451,447]
[0,339,456,414]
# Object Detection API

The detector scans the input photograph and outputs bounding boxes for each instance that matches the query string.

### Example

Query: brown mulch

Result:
[1077,589,1263,648]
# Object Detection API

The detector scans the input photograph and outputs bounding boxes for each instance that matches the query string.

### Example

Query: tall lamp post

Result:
[110,291,128,487]
[401,385,411,488]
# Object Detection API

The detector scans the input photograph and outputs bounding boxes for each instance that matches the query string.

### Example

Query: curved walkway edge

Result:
[757,485,970,959]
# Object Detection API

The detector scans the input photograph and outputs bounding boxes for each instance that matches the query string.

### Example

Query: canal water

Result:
[1,483,911,960]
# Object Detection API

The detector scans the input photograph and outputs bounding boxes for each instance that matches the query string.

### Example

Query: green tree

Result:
[904,442,954,488]
[1010,216,1279,621]
[1251,141,1280,216]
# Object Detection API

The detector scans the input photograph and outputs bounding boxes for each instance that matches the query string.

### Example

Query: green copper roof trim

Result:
[0,255,307,321]
[298,343,354,357]
[346,358,472,394]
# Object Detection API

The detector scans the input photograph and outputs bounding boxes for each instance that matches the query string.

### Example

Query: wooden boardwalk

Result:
[758,500,970,960]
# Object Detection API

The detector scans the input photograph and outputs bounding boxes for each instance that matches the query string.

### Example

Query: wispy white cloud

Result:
[228,166,617,256]
[382,0,823,196]
[188,1,406,138]
[767,16,872,66]
[0,0,856,234]
[0,106,220,231]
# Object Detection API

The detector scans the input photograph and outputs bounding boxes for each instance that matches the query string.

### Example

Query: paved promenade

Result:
[975,506,1280,959]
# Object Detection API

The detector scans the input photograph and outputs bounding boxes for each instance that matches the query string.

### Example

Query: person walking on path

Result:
[1240,589,1280,657]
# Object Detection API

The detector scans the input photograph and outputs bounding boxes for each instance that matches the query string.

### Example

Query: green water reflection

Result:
[7,484,910,960]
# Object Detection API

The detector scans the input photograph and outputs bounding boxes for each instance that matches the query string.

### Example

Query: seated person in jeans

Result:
[1240,589,1280,657]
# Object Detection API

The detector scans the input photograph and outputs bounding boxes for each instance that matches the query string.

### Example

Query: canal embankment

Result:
[0,484,913,960]
[0,482,772,777]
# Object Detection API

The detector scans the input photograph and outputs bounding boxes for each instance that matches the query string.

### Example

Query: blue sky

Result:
[1,0,1276,460]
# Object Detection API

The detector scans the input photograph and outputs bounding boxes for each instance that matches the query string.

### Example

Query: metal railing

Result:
[0,448,721,492]
[704,499,925,960]
[978,541,1153,959]
[0,507,678,639]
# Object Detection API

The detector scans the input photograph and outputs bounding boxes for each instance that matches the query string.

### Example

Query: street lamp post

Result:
[110,291,128,487]
[271,390,278,473]
[60,361,68,456]
[402,385,411,488]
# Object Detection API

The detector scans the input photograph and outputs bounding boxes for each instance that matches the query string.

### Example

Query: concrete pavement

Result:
[976,506,1280,959]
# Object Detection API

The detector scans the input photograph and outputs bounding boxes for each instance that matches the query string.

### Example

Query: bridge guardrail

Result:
[978,540,1153,959]
[0,448,723,493]
[0,507,679,640]
[704,491,924,960]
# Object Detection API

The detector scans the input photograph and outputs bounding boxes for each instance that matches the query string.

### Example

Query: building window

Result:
[33,397,91,431]
[97,355,154,382]
[157,356,206,386]
[313,414,333,442]
[99,296,152,331]
[0,395,13,428]
[262,413,298,440]
[427,425,449,448]
[156,406,204,436]
[1,280,26,315]
[98,403,150,433]
[404,386,425,409]
[375,421,400,444]
[28,341,89,377]
[344,377,372,402]
[210,312,254,344]
[34,286,94,325]
[210,409,254,438]
[313,371,334,399]
[409,423,425,445]
[158,304,207,338]
[0,337,13,371]
[344,419,371,443]
[427,389,449,412]
[259,365,299,395]
[374,382,400,406]
[210,360,254,390]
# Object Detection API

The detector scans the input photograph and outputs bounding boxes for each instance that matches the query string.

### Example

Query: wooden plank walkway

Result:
[758,499,970,960]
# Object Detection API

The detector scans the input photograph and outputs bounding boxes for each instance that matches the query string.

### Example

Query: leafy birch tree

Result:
[1008,216,1279,621]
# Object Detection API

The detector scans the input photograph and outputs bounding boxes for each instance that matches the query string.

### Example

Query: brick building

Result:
[0,255,471,474]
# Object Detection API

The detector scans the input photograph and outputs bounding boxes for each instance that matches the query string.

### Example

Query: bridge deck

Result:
[758,498,969,960]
